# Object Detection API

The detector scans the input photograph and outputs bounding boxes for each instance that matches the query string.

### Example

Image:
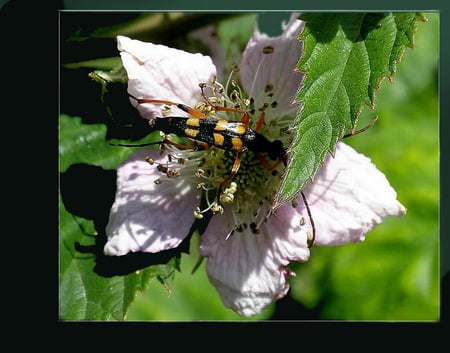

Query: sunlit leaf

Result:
[275,12,425,206]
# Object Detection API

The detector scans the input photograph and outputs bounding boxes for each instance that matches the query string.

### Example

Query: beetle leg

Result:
[254,152,284,171]
[217,152,242,201]
[254,111,266,132]
[212,105,250,126]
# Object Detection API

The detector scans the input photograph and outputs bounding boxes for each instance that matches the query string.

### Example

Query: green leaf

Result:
[59,199,179,320]
[274,12,425,207]
[59,114,181,320]
[64,57,123,71]
[59,114,127,172]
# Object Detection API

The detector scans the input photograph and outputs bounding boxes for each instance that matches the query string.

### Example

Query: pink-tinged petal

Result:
[300,142,407,246]
[199,206,310,316]
[104,149,200,256]
[190,25,227,81]
[117,35,217,119]
[239,14,304,120]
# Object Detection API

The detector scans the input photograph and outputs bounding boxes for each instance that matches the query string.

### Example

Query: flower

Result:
[104,14,406,317]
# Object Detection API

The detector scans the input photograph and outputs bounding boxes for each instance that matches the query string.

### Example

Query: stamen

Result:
[195,168,205,177]
[224,68,236,100]
[248,55,265,98]
[194,207,204,219]
[306,231,314,247]
[225,228,234,240]
[211,202,224,214]
[219,182,237,204]
[162,106,172,116]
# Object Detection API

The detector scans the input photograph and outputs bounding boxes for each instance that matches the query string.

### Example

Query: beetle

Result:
[126,94,288,197]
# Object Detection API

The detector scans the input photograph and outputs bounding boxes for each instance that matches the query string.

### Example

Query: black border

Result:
[2,0,445,339]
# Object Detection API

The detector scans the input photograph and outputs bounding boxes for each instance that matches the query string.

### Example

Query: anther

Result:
[211,202,224,214]
[162,106,171,116]
[195,168,205,177]
[264,83,274,92]
[250,222,260,234]
[307,231,314,247]
[219,181,237,204]
[262,46,274,54]
[166,169,180,177]
[157,164,168,173]
[194,207,204,219]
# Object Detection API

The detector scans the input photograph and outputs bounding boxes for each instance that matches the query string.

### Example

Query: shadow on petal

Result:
[60,163,202,277]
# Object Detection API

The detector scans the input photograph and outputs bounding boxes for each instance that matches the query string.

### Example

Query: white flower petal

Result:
[104,149,200,256]
[117,35,217,119]
[239,13,304,120]
[199,205,310,316]
[301,142,407,246]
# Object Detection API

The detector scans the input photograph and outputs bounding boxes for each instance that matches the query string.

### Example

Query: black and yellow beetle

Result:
[127,94,288,195]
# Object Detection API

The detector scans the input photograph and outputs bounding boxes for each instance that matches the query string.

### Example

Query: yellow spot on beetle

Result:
[214,119,228,131]
[185,128,199,138]
[230,124,246,135]
[231,137,243,151]
[186,118,200,127]
[213,132,225,146]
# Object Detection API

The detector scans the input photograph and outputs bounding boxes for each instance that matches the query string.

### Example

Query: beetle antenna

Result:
[109,141,161,147]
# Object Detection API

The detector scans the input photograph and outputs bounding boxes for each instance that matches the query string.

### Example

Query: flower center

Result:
[196,145,284,226]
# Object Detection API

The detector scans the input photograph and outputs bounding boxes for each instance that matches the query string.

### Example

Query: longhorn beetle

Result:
[125,93,288,198]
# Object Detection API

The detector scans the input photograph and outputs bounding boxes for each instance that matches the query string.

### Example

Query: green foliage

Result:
[276,13,425,206]
[289,12,439,320]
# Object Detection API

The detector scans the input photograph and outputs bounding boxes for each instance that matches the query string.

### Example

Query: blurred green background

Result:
[59,12,439,321]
